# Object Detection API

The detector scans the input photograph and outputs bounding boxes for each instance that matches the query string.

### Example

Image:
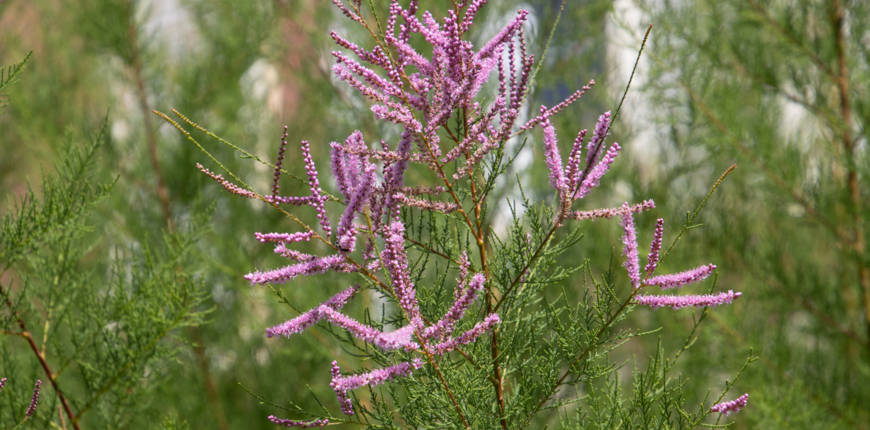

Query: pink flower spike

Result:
[319,306,419,351]
[433,313,500,353]
[634,290,742,310]
[645,264,717,290]
[568,200,655,221]
[646,219,664,275]
[267,416,329,428]
[575,143,620,200]
[300,140,332,237]
[266,286,357,338]
[566,129,587,191]
[711,393,749,416]
[255,231,314,243]
[330,359,424,415]
[540,111,566,193]
[197,164,258,199]
[586,111,611,167]
[424,273,486,340]
[620,207,641,290]
[271,127,289,198]
[383,221,421,319]
[245,254,348,286]
[25,380,40,418]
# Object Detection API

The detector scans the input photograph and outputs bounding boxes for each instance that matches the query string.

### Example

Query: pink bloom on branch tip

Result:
[540,109,567,193]
[635,290,741,310]
[271,126,289,198]
[266,286,357,338]
[330,359,424,415]
[25,380,40,418]
[319,306,420,351]
[620,208,641,290]
[711,393,749,416]
[197,164,258,199]
[568,200,655,221]
[424,272,486,340]
[433,313,501,354]
[574,142,620,200]
[255,231,314,243]
[645,264,717,290]
[383,221,421,319]
[566,129,587,191]
[245,254,348,286]
[646,219,664,274]
[586,111,612,167]
[267,416,329,428]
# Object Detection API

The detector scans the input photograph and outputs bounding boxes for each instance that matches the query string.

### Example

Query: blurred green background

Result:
[0,0,867,428]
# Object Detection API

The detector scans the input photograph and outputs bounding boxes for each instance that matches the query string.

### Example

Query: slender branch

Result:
[830,0,870,351]
[519,292,636,429]
[1,283,80,430]
[609,24,652,129]
[403,234,456,264]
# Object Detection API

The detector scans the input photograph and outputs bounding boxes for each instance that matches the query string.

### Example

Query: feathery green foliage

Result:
[1,93,210,428]
[0,52,30,114]
[626,0,870,428]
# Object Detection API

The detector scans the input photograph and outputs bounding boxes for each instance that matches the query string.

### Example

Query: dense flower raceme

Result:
[195,0,747,426]
[611,203,740,310]
[711,393,749,416]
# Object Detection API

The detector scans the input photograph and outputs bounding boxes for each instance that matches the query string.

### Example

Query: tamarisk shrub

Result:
[158,1,754,428]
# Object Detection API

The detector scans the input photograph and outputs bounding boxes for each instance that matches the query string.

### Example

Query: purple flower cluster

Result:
[195,0,748,426]
[567,200,655,221]
[25,379,40,418]
[635,290,741,310]
[532,104,629,224]
[645,218,664,274]
[331,359,424,415]
[646,263,717,290]
[614,209,737,305]
[711,393,749,416]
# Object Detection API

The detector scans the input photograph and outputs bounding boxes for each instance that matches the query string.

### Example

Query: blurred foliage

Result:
[617,0,870,429]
